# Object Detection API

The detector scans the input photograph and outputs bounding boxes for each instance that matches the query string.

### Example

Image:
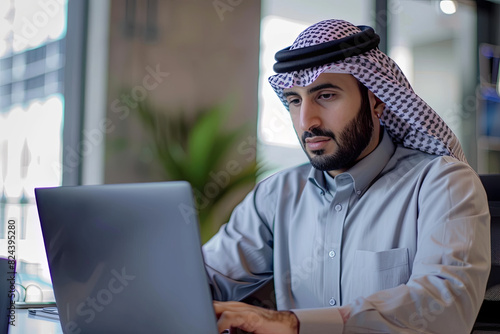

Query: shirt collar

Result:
[308,127,395,197]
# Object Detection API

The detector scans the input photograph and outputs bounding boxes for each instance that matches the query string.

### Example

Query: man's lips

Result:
[305,137,331,150]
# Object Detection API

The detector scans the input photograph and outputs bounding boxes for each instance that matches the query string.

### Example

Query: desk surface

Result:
[10,309,63,334]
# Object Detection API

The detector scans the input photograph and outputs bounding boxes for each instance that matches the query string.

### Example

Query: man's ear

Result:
[368,91,385,116]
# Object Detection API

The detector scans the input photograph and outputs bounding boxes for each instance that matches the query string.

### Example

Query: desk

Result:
[9,309,63,334]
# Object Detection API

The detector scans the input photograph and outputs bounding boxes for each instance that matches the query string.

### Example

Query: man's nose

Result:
[300,100,321,132]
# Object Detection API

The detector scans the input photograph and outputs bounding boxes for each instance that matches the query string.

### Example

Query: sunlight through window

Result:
[0,0,67,304]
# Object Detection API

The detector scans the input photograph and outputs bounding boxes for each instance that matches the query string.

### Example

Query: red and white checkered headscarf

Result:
[268,19,466,163]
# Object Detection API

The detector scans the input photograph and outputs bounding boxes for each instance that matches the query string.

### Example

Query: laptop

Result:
[35,181,219,333]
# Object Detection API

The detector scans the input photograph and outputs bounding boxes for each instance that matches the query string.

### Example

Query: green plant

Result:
[135,100,260,242]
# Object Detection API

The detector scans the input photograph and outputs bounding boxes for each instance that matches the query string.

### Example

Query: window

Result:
[387,0,477,165]
[0,0,68,304]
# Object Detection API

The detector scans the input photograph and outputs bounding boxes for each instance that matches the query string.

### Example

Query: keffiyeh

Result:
[268,19,466,163]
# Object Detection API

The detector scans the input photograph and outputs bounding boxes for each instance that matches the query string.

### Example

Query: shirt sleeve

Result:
[202,181,275,302]
[292,307,345,333]
[327,159,490,334]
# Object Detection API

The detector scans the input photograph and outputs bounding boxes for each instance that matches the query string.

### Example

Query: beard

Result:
[301,88,375,172]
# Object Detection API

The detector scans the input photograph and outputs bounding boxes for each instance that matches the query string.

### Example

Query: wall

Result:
[104,0,260,183]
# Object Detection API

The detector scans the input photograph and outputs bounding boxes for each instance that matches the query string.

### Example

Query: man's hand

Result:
[213,301,299,334]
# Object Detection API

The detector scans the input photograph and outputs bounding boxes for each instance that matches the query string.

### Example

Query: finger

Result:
[217,311,247,333]
[213,301,248,316]
[219,309,265,333]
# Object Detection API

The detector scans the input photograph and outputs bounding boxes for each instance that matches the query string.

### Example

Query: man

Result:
[203,19,491,333]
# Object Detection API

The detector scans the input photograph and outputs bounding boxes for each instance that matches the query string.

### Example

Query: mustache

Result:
[302,128,336,144]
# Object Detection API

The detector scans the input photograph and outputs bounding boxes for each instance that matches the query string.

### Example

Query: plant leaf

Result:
[207,161,259,207]
[132,97,262,242]
[187,105,228,184]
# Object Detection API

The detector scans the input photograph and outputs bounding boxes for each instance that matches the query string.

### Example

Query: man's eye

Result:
[287,98,300,106]
[319,93,335,100]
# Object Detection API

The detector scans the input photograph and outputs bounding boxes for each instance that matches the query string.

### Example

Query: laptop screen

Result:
[35,181,218,333]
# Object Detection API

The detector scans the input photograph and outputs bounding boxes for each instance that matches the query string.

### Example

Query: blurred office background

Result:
[0,0,499,304]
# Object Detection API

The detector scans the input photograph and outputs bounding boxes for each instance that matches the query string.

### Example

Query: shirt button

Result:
[329,298,336,306]
[335,204,342,212]
[328,250,336,258]
[356,190,361,195]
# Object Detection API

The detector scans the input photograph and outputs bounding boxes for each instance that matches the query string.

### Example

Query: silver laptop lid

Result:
[35,181,218,334]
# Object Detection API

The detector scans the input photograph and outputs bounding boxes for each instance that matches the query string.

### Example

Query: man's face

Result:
[283,73,380,176]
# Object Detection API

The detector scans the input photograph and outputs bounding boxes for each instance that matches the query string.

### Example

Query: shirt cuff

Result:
[291,307,344,334]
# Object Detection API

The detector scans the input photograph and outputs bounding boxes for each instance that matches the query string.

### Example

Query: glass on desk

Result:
[11,261,55,304]
[15,283,44,303]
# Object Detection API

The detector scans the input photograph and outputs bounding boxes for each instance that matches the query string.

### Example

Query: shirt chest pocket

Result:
[351,247,410,298]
